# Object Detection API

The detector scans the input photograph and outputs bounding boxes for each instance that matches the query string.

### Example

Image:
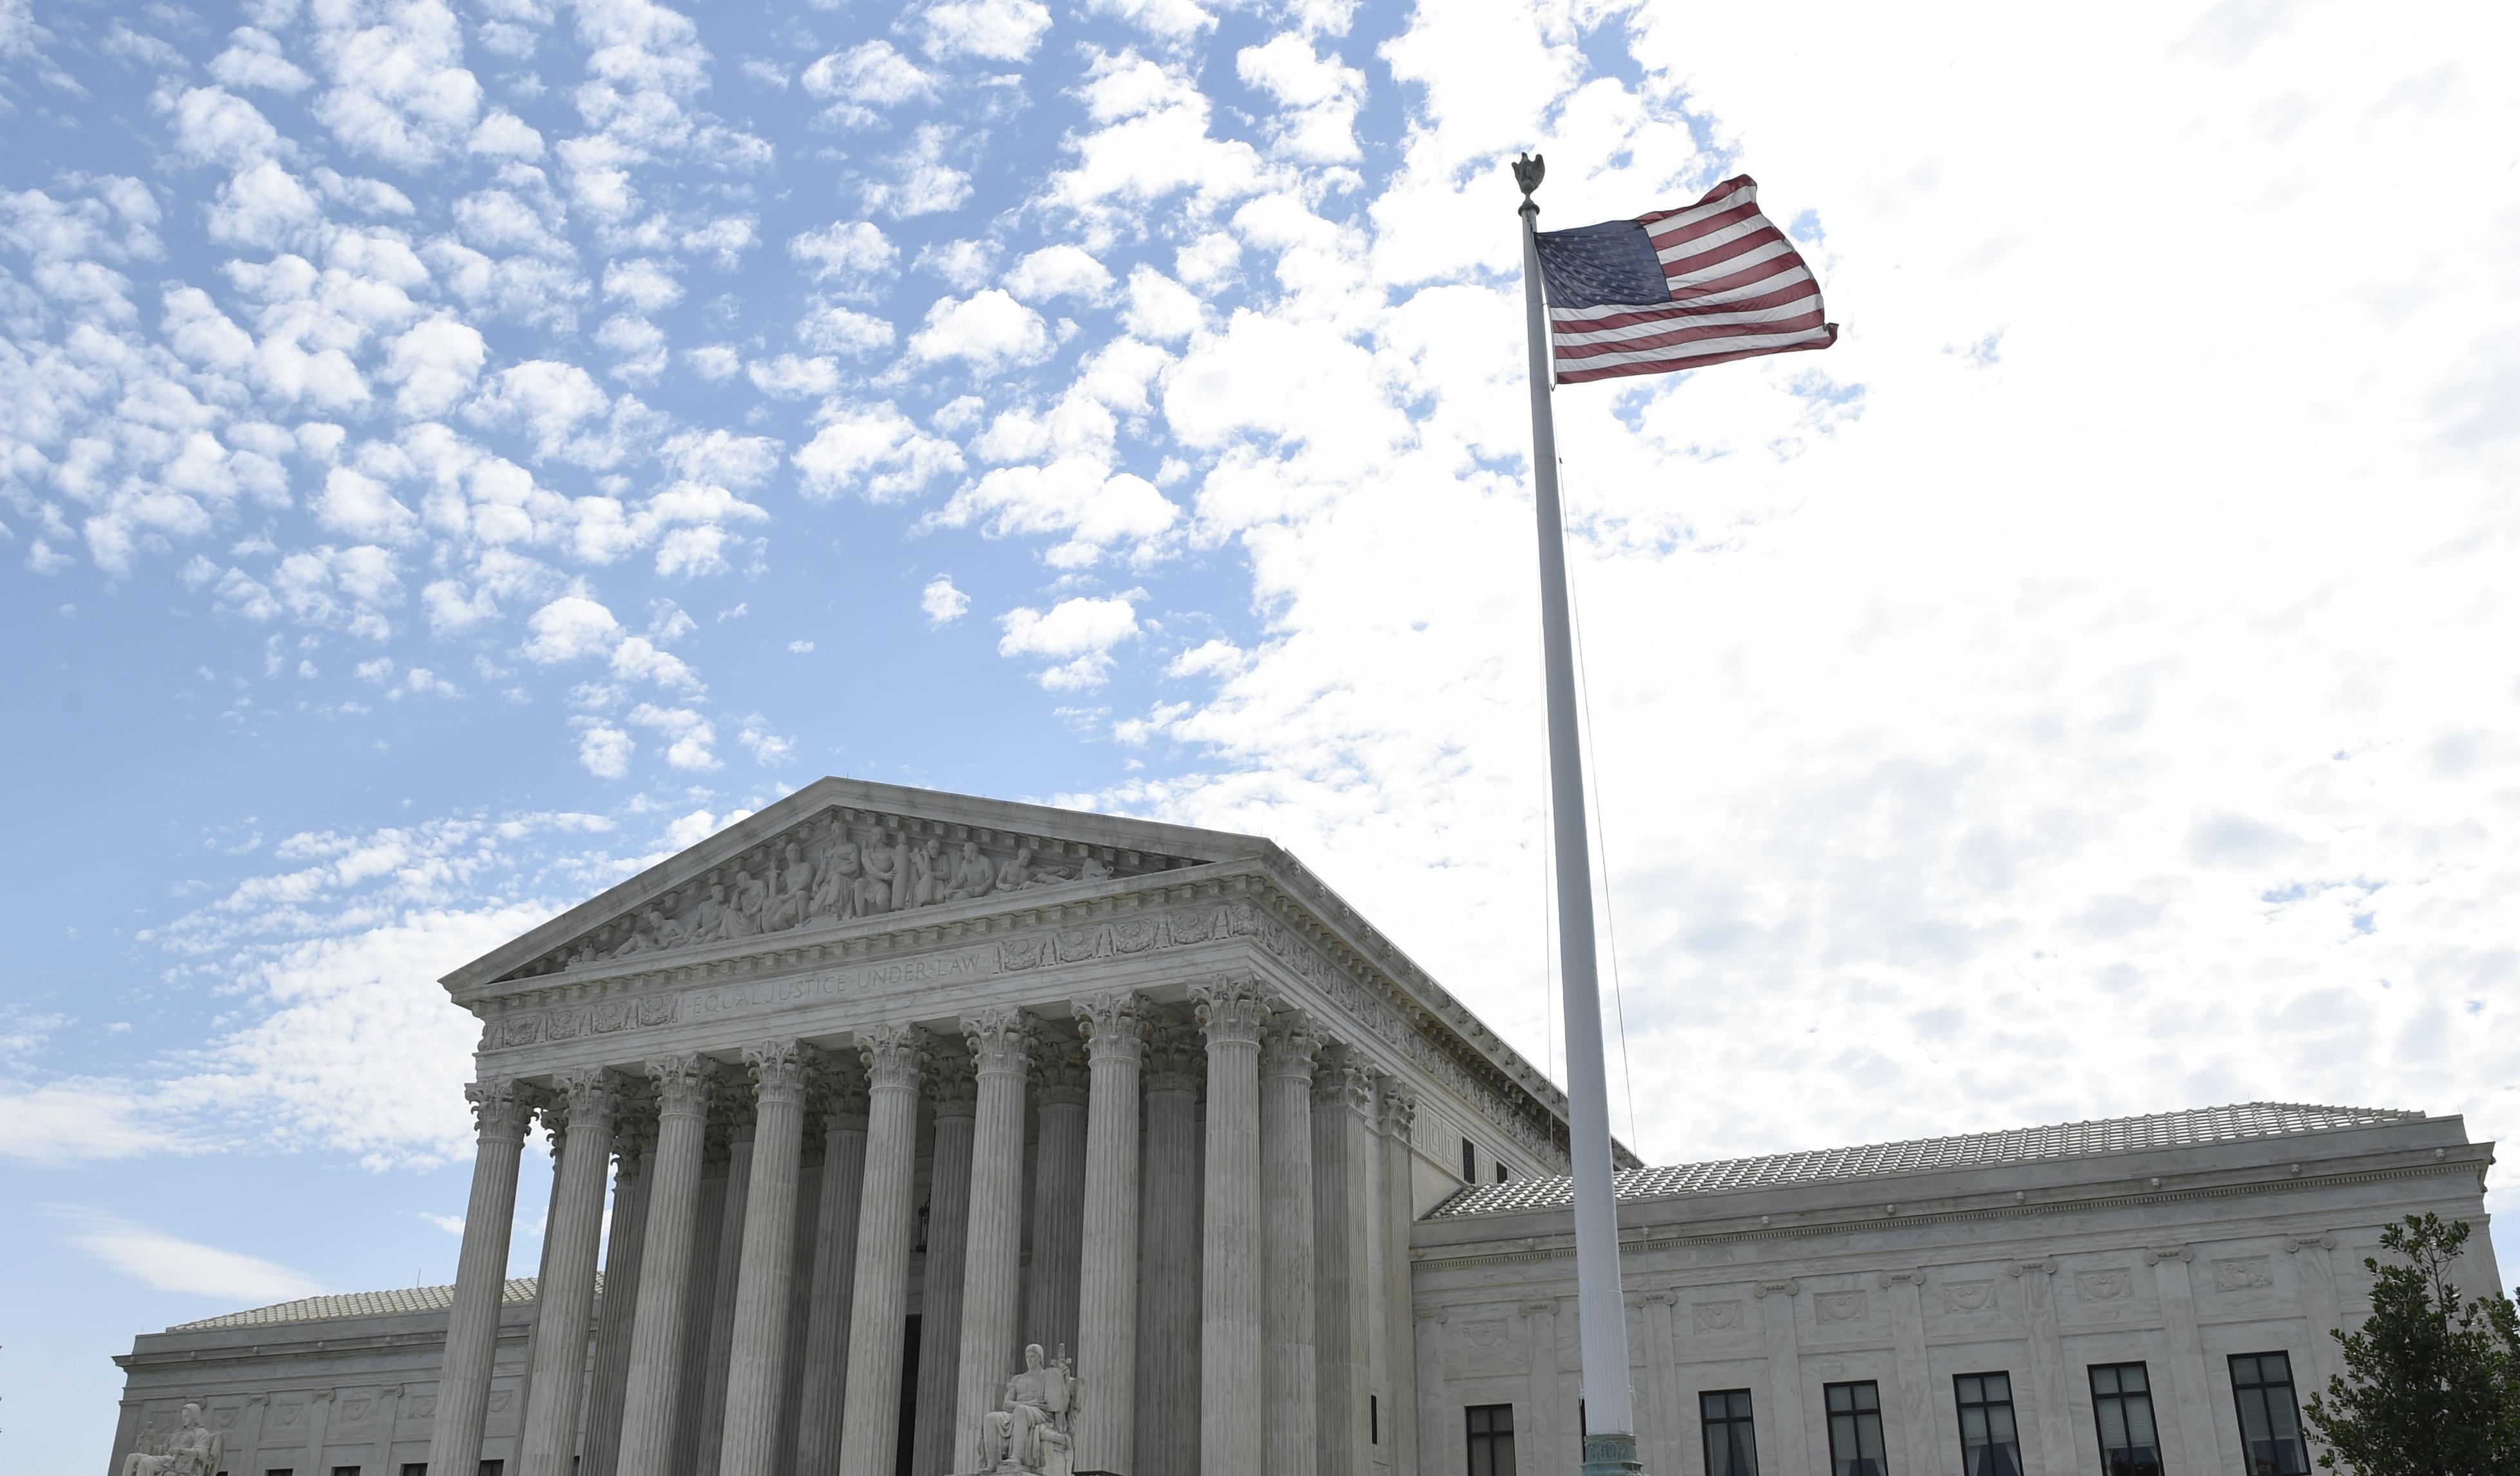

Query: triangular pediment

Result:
[445,777,1266,995]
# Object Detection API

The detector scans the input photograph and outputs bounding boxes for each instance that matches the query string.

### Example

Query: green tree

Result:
[2304,1213,2520,1474]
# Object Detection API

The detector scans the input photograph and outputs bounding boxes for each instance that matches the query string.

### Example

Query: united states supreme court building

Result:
[110,779,2501,1476]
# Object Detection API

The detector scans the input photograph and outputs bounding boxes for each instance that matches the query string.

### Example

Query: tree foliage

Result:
[2304,1213,2520,1475]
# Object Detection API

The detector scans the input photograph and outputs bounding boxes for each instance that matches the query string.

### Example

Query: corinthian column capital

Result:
[961,1006,1036,1076]
[648,1053,717,1118]
[925,1044,979,1121]
[1035,1037,1089,1109]
[466,1078,534,1141]
[1259,1013,1320,1080]
[1191,974,1271,1045]
[1312,1045,1376,1114]
[744,1038,821,1106]
[1072,991,1146,1065]
[1378,1081,1418,1140]
[554,1068,621,1132]
[855,1023,929,1092]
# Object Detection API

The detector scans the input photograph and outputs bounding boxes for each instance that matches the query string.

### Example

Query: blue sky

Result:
[7,0,2520,1468]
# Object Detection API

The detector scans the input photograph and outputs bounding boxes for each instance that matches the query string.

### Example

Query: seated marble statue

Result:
[980,1343,1077,1475]
[123,1403,222,1476]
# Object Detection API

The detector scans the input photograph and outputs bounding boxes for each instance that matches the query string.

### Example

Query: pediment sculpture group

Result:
[578,822,1121,967]
[121,1404,220,1476]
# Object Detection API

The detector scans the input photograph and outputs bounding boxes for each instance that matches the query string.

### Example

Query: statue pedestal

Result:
[1582,1432,1646,1476]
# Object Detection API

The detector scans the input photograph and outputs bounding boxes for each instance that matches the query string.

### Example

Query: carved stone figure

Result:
[610,908,663,958]
[995,845,1066,892]
[691,882,729,942]
[767,843,814,931]
[653,891,691,948]
[123,1403,222,1476]
[947,841,996,899]
[1075,855,1110,882]
[725,868,767,938]
[863,837,901,913]
[979,1343,1077,1475]
[909,839,947,908]
[811,839,861,920]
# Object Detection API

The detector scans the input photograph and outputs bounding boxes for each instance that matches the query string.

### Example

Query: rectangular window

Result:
[1371,1393,1380,1446]
[1461,1138,1478,1180]
[1823,1382,1887,1476]
[477,1463,505,1476]
[1955,1373,2023,1476]
[333,1468,362,1476]
[2090,1363,2163,1476]
[1495,1163,1510,1183]
[2229,1352,2310,1475]
[1700,1388,1760,1476]
[401,1465,428,1476]
[1465,1403,1517,1476]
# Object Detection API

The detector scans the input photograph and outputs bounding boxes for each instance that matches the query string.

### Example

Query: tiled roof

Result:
[1427,1102,2424,1220]
[169,1277,547,1331]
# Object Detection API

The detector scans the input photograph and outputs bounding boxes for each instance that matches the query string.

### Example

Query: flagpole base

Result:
[1582,1433,1646,1475]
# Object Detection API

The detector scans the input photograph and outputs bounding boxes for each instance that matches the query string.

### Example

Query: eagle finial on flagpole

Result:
[1513,151,1546,206]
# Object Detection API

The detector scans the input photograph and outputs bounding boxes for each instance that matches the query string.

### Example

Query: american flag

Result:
[1534,175,1837,385]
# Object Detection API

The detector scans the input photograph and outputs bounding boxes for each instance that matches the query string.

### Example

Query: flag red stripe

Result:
[1543,174,1835,384]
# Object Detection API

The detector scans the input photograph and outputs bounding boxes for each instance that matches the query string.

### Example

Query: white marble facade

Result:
[107,782,2499,1476]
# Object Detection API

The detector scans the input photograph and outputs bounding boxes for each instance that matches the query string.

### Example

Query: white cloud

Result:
[207,160,322,250]
[747,353,840,400]
[997,593,1140,688]
[788,220,898,289]
[307,0,484,169]
[602,257,682,311]
[793,400,965,501]
[921,573,970,625]
[802,39,938,124]
[170,86,288,169]
[521,594,622,663]
[736,714,794,764]
[1006,244,1116,305]
[382,313,487,416]
[905,289,1053,375]
[798,303,896,358]
[1236,33,1365,162]
[314,468,419,545]
[469,108,545,159]
[628,702,719,770]
[1119,264,1204,341]
[1084,0,1214,41]
[57,1209,322,1301]
[863,124,974,219]
[210,29,313,94]
[1167,637,1246,678]
[914,0,1053,63]
[931,458,1177,565]
[576,722,635,777]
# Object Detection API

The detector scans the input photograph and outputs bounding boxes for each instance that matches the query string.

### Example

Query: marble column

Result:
[778,1131,825,1474]
[2007,1258,2076,1476]
[1071,992,1144,1475]
[517,1097,569,1431]
[519,1071,620,1476]
[1260,1015,1321,1476]
[1882,1270,1938,1475]
[954,1008,1037,1473]
[672,1132,733,1475]
[1311,1049,1375,1476]
[695,1102,758,1476]
[617,1056,714,1476]
[582,1111,655,1476]
[836,1025,930,1476]
[2148,1247,2224,1475]
[1135,1019,1204,1475]
[1754,1278,1810,1476]
[796,1071,870,1476]
[1024,1036,1090,1359]
[1376,1083,1420,1476]
[913,1046,978,1476]
[1197,975,1271,1476]
[720,1040,817,1476]
[427,1079,534,1475]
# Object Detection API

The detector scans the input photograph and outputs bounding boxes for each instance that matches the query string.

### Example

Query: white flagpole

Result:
[1514,152,1644,1476]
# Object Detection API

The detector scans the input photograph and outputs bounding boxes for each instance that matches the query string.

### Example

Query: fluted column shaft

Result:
[426,1080,532,1474]
[795,1078,869,1476]
[1377,1084,1421,1476]
[582,1119,654,1476]
[719,1040,816,1476]
[1072,993,1144,1475]
[1197,977,1271,1476]
[1311,1052,1376,1476]
[672,1143,731,1473]
[777,1141,825,1474]
[1135,1022,1202,1475]
[519,1072,620,1476]
[1024,1039,1089,1359]
[837,1025,929,1476]
[695,1107,756,1476]
[913,1051,977,1476]
[1261,1019,1321,1476]
[617,1057,713,1476]
[954,1009,1037,1473]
